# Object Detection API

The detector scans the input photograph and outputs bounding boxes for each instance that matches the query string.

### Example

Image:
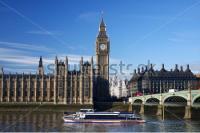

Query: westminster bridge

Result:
[128,89,200,119]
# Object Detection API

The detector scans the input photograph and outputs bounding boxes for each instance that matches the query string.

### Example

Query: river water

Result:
[0,111,200,132]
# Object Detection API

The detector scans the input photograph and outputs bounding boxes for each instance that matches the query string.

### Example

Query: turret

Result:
[187,64,190,69]
[99,18,106,32]
[137,68,140,74]
[162,64,164,69]
[90,57,94,78]
[174,64,179,72]
[91,56,93,65]
[80,57,83,73]
[180,66,183,72]
[38,56,44,75]
[151,64,153,69]
[65,56,68,76]
[54,56,58,75]
[160,64,166,72]
[145,65,148,71]
[0,67,3,74]
[185,64,191,72]
[98,18,108,38]
[141,67,144,73]
[134,69,136,74]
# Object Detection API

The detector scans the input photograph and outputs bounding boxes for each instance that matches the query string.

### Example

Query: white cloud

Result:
[0,41,53,52]
[27,30,62,35]
[4,67,36,74]
[0,47,27,55]
[0,41,125,75]
[0,55,38,65]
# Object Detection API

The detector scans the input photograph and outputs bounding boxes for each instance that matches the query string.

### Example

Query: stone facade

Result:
[109,76,128,98]
[0,18,110,104]
[0,56,94,104]
[128,64,198,95]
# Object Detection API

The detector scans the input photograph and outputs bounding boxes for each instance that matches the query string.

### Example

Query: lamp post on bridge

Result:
[184,80,192,119]
[161,81,165,121]
[139,86,145,114]
[130,82,137,104]
[129,82,137,112]
[157,80,164,120]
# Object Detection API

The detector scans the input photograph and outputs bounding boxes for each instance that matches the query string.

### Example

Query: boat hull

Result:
[63,118,145,123]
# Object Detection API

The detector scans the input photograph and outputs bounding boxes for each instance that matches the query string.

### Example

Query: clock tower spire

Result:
[96,17,110,80]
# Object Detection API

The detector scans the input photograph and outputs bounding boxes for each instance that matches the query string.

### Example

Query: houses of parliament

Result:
[0,19,110,104]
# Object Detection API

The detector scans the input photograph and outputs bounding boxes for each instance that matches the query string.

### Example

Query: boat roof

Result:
[79,109,94,112]
[84,112,135,116]
[85,113,119,115]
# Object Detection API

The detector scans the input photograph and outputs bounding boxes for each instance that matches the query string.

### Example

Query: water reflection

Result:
[0,111,199,132]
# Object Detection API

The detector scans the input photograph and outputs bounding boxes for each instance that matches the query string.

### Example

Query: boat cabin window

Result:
[85,114,119,119]
[80,109,94,112]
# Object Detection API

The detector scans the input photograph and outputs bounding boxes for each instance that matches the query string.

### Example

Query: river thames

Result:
[0,110,200,132]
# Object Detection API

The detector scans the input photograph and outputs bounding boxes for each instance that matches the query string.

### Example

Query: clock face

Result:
[100,44,106,50]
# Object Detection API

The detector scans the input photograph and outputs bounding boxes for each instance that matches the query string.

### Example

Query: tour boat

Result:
[63,109,145,123]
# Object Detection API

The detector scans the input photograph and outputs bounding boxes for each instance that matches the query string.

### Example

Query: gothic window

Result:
[67,91,70,97]
[40,79,43,88]
[10,91,13,96]
[31,91,34,96]
[17,79,21,88]
[37,80,40,89]
[67,82,71,87]
[24,80,27,89]
[51,91,54,97]
[43,81,47,92]
[10,80,14,96]
[17,90,20,96]
[44,91,47,96]
[24,91,27,96]
[77,91,79,97]
[4,90,7,96]
[85,88,89,97]
[38,91,40,96]
[3,80,7,89]
[49,79,52,86]
[58,77,64,97]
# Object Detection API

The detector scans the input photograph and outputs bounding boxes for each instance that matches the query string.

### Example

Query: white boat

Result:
[63,109,145,123]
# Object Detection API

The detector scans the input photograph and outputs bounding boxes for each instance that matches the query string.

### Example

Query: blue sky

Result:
[0,0,200,78]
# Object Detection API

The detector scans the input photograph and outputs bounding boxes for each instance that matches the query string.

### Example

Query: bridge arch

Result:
[163,95,187,106]
[133,99,143,104]
[145,98,160,105]
[192,94,200,105]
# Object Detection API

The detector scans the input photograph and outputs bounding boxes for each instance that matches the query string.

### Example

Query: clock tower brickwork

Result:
[94,18,111,102]
[96,18,110,80]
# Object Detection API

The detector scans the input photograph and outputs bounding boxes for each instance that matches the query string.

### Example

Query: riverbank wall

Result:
[0,102,130,112]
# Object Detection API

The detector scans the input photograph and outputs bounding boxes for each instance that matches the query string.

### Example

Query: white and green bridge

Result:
[128,89,200,119]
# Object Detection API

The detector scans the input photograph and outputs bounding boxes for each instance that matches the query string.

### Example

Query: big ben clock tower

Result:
[96,18,110,80]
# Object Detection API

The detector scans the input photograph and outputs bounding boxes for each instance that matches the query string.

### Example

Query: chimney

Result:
[145,65,148,71]
[134,69,136,74]
[137,68,140,74]
[55,56,58,64]
[162,64,164,69]
[180,66,183,71]
[141,67,144,72]
[187,64,190,69]
[175,64,178,69]
[150,64,153,69]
